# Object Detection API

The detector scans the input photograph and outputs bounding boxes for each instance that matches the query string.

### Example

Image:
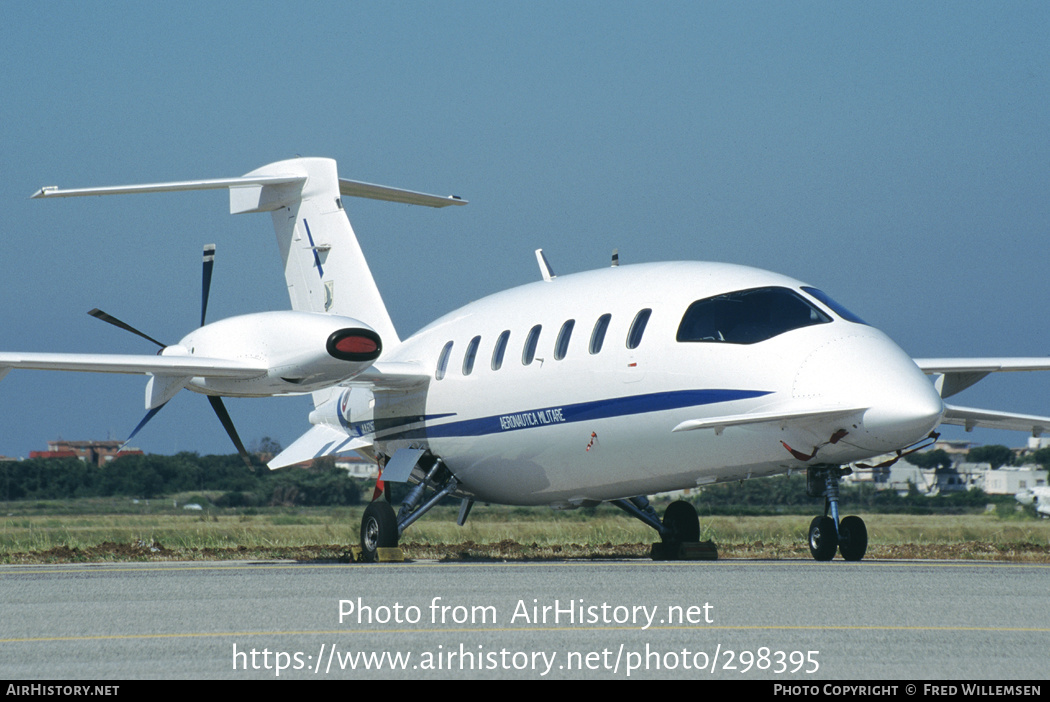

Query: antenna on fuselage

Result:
[611,248,619,267]
[535,249,555,282]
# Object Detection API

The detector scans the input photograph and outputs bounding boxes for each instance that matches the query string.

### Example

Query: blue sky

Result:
[1,2,1047,459]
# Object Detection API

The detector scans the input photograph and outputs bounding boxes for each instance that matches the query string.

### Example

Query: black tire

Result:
[808,516,838,561]
[662,500,700,544]
[360,501,398,562]
[838,515,868,561]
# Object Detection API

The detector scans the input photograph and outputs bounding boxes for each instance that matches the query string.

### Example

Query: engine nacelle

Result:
[170,311,381,397]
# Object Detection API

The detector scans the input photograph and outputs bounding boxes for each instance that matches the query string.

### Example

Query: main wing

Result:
[914,357,1050,398]
[0,352,266,378]
[914,357,1050,436]
[0,352,266,409]
[940,405,1050,436]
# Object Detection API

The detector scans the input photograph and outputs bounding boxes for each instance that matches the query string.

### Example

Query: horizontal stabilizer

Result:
[672,405,867,434]
[268,424,372,470]
[32,172,467,209]
[31,175,304,200]
[339,179,467,208]
[941,404,1050,436]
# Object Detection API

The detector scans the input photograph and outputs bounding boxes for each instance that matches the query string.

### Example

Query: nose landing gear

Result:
[807,465,867,561]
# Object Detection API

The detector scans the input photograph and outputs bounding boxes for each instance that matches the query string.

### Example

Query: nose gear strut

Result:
[806,465,867,561]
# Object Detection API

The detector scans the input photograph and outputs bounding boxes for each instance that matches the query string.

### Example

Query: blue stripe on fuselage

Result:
[424,388,771,439]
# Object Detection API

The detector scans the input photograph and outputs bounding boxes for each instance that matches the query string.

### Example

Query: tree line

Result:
[2,449,1042,514]
[0,453,367,506]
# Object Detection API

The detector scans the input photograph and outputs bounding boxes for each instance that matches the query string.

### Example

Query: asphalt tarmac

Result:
[2,558,1047,680]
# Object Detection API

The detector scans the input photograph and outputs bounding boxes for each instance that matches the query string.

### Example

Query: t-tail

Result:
[33,155,467,374]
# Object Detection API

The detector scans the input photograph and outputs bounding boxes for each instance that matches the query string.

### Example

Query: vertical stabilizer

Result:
[231,157,400,347]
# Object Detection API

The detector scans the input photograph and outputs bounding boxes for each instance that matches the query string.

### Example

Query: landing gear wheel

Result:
[360,501,398,563]
[837,515,867,561]
[808,516,838,561]
[663,500,700,544]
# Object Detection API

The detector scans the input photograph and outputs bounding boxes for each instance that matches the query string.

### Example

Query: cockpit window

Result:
[676,287,831,345]
[800,287,868,325]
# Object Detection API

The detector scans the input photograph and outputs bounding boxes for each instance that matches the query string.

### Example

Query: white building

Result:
[982,467,1048,495]
[335,457,379,480]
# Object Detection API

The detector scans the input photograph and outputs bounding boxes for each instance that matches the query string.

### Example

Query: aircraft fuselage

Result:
[332,261,944,507]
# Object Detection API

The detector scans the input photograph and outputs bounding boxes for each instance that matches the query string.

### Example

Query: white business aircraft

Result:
[5,156,1050,562]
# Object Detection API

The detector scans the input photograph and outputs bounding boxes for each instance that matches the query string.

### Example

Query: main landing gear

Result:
[612,496,712,560]
[360,456,461,562]
[806,465,867,561]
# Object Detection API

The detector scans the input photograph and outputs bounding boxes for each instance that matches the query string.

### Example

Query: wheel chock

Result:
[376,547,405,562]
[678,540,718,560]
[349,545,406,563]
[650,540,718,561]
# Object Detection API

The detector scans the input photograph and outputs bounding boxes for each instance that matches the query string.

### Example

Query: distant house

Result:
[29,439,143,467]
[335,457,379,480]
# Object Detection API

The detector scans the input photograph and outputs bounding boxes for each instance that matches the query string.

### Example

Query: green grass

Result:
[1,498,1048,563]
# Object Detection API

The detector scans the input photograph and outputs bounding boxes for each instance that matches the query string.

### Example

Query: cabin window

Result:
[462,335,481,375]
[626,309,652,350]
[676,286,831,345]
[491,330,510,370]
[592,312,613,352]
[436,341,453,380]
[554,319,575,360]
[589,313,611,354]
[800,286,868,325]
[522,324,542,365]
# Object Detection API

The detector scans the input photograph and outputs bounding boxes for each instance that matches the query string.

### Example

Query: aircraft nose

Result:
[793,332,944,452]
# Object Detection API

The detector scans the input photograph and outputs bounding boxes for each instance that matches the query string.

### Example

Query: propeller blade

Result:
[120,403,168,451]
[207,395,252,467]
[201,244,215,327]
[88,308,166,348]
